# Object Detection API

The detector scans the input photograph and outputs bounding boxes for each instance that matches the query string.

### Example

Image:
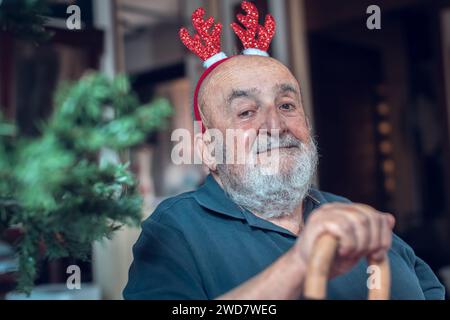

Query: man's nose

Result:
[260,106,288,133]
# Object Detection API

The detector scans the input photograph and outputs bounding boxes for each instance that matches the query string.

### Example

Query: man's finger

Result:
[322,217,358,257]
[333,208,371,258]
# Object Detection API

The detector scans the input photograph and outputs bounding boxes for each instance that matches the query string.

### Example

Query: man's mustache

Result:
[254,135,303,154]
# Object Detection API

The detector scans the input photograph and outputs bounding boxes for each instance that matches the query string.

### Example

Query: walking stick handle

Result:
[303,233,390,300]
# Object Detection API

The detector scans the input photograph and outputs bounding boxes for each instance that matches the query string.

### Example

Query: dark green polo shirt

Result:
[123,174,445,300]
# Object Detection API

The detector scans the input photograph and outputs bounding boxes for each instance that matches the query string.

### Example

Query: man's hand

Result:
[293,203,396,278]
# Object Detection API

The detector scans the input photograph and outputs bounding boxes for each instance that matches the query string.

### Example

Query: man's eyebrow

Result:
[226,88,259,105]
[275,83,299,95]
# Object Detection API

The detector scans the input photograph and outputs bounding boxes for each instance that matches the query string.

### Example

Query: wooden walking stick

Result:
[303,233,390,300]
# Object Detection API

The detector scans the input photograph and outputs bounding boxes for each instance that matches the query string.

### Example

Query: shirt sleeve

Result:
[393,234,446,300]
[123,217,208,300]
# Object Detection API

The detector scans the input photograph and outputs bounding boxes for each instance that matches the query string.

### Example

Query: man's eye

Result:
[239,110,255,118]
[279,103,295,111]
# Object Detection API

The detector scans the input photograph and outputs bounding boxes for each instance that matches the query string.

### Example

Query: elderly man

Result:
[123,3,444,300]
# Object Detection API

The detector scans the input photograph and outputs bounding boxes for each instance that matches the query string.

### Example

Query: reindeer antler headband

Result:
[179,1,276,130]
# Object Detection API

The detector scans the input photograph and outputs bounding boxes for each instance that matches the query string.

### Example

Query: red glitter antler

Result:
[179,7,223,62]
[231,1,276,53]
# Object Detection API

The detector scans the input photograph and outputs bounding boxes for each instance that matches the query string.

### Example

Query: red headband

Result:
[192,57,230,132]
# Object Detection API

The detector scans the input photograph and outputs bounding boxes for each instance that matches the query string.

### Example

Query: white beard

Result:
[217,135,318,219]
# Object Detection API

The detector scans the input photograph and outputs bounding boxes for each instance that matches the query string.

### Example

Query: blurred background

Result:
[1,0,450,299]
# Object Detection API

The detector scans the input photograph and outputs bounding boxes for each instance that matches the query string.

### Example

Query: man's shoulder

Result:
[153,191,198,215]
[141,190,203,232]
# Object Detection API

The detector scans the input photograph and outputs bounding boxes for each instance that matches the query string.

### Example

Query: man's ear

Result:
[194,131,218,172]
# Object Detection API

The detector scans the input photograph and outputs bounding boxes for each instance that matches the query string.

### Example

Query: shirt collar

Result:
[193,174,245,220]
[193,174,322,237]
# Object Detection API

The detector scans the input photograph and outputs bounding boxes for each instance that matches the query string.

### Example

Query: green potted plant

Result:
[0,73,172,293]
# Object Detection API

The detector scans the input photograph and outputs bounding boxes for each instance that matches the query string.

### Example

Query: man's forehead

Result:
[206,58,298,95]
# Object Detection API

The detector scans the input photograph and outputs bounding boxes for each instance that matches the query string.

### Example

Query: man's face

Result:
[200,55,311,172]
[198,55,318,218]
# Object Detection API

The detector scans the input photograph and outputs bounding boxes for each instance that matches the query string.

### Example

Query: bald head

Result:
[198,55,303,129]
